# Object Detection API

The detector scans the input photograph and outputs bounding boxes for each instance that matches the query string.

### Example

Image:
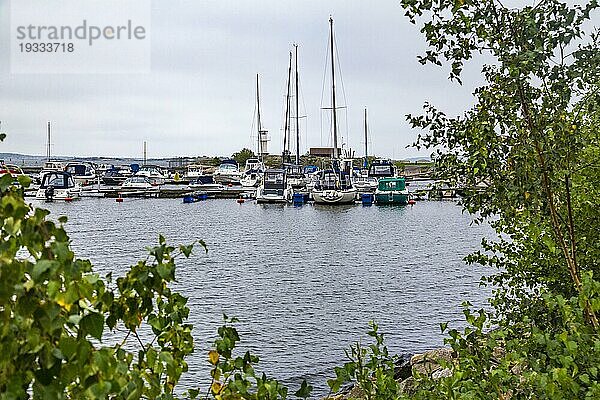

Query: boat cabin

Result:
[284,163,304,178]
[377,177,406,192]
[65,163,95,177]
[262,169,287,195]
[186,164,207,177]
[42,161,65,172]
[368,159,395,178]
[40,171,76,189]
[244,158,263,172]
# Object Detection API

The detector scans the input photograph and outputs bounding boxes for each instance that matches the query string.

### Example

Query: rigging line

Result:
[296,74,310,156]
[320,27,331,148]
[249,100,257,153]
[333,33,350,152]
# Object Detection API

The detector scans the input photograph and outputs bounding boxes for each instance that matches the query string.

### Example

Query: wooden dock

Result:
[80,184,255,199]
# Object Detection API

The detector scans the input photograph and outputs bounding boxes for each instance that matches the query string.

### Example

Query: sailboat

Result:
[285,44,307,190]
[352,108,378,192]
[242,74,268,188]
[312,17,357,205]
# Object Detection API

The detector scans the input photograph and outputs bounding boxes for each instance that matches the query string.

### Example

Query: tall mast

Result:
[256,74,263,161]
[283,52,292,165]
[143,141,147,165]
[46,121,51,161]
[329,17,339,160]
[364,108,368,167]
[294,44,300,165]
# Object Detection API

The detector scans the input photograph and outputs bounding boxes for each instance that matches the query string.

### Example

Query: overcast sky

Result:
[0,0,492,159]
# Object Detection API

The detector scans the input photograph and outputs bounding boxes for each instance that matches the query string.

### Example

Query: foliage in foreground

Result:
[0,170,200,398]
[395,0,600,398]
[3,1,600,398]
[0,148,313,399]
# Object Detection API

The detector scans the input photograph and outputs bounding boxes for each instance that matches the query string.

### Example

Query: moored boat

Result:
[213,159,242,185]
[312,167,356,204]
[240,158,265,188]
[65,162,96,186]
[102,168,129,186]
[255,169,293,203]
[374,177,409,205]
[368,159,396,179]
[135,165,168,185]
[311,17,357,205]
[35,171,81,201]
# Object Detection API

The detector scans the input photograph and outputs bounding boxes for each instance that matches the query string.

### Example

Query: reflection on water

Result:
[34,197,494,395]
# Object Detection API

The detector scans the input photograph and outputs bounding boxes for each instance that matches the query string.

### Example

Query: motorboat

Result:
[35,171,81,201]
[374,177,409,205]
[135,165,168,185]
[240,158,265,188]
[121,176,157,189]
[184,164,214,184]
[65,162,96,186]
[102,168,129,186]
[284,164,306,190]
[255,169,293,203]
[213,159,242,185]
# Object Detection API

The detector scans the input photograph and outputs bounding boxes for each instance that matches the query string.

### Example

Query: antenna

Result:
[256,74,263,161]
[46,121,51,161]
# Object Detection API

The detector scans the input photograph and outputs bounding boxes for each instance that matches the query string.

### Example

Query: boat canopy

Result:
[368,160,395,178]
[40,172,75,189]
[221,159,238,167]
[263,169,286,189]
[65,164,92,176]
[377,177,406,191]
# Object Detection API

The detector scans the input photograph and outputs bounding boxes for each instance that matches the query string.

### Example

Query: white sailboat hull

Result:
[312,189,357,204]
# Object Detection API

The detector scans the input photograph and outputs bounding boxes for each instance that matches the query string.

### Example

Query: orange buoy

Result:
[116,197,124,203]
[237,198,245,204]
[408,199,416,205]
[228,183,233,187]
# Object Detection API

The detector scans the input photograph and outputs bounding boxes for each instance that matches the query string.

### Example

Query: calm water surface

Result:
[35,197,494,395]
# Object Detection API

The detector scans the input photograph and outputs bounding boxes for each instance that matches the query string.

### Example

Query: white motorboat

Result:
[240,158,265,188]
[352,175,378,192]
[65,162,96,186]
[135,165,168,185]
[35,171,81,201]
[213,160,242,185]
[255,169,293,203]
[121,176,157,190]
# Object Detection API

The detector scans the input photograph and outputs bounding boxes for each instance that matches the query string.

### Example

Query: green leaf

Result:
[80,312,104,340]
[294,379,313,399]
[32,260,59,282]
